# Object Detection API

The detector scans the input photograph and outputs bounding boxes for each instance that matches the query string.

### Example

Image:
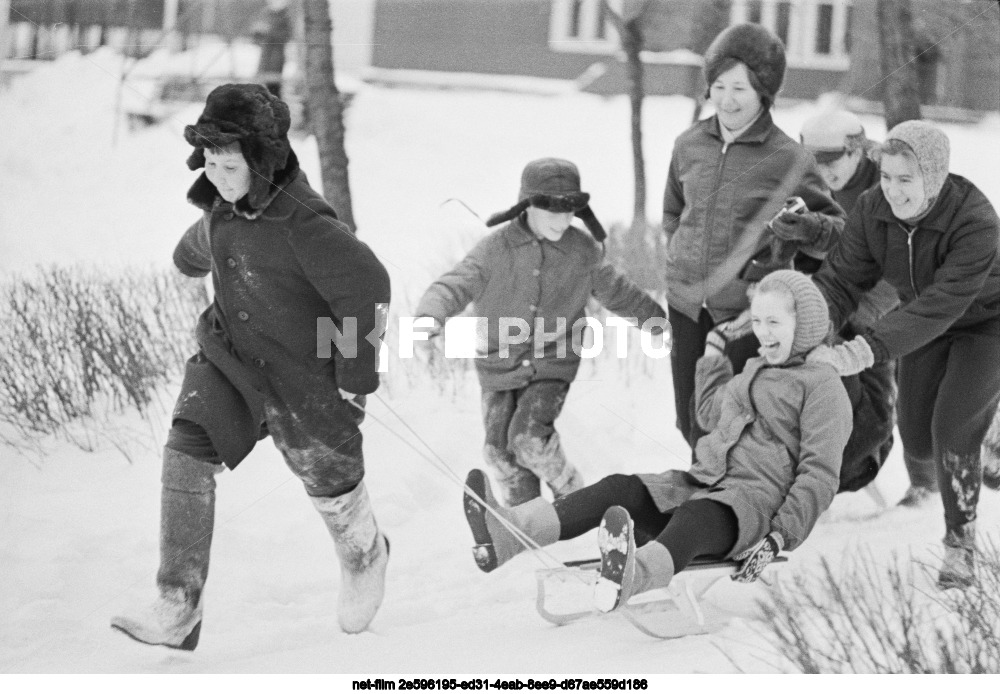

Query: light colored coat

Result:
[639,353,852,556]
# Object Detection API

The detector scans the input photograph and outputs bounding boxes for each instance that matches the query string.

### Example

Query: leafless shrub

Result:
[754,540,1000,673]
[0,265,206,456]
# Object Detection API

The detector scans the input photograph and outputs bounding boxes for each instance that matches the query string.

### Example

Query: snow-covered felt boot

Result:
[312,482,389,634]
[594,506,636,613]
[938,523,976,590]
[111,449,219,650]
[897,485,937,507]
[463,468,559,573]
[111,588,203,651]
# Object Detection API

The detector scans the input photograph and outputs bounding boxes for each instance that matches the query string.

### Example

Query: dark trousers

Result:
[895,359,938,490]
[668,306,760,454]
[166,415,361,499]
[896,328,1000,534]
[481,380,573,505]
[553,473,738,572]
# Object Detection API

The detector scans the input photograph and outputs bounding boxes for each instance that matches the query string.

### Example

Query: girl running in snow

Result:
[464,270,852,611]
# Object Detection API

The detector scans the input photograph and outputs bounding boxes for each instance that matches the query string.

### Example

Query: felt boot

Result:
[312,482,389,633]
[111,449,219,650]
[938,522,976,589]
[463,468,560,572]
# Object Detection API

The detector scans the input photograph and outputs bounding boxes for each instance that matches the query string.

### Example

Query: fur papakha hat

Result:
[485,158,607,242]
[757,269,830,356]
[704,23,786,103]
[184,83,292,210]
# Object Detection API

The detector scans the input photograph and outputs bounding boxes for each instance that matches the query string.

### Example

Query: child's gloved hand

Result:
[716,309,753,342]
[704,329,727,358]
[338,389,366,410]
[731,531,783,583]
[807,335,875,375]
[770,210,826,244]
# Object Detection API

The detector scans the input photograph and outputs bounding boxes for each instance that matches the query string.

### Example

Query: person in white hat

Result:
[802,110,938,508]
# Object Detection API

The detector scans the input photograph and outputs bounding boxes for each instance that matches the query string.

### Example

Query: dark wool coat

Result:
[639,354,852,557]
[663,112,845,323]
[172,152,391,471]
[833,153,879,216]
[813,174,1000,362]
[415,215,666,391]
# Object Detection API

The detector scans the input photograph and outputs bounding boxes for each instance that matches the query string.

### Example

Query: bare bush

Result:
[755,540,1000,673]
[0,266,206,455]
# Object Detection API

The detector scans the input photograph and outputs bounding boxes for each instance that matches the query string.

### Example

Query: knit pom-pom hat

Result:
[757,269,830,356]
[184,83,292,211]
[703,23,786,104]
[882,120,950,211]
[485,158,606,241]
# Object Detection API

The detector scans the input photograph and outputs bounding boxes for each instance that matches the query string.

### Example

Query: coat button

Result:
[227,258,237,268]
[529,304,537,312]
[522,359,531,367]
[532,269,540,277]
[238,310,249,321]
[254,358,266,368]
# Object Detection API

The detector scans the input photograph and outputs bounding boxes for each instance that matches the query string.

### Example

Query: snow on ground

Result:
[2,49,1000,677]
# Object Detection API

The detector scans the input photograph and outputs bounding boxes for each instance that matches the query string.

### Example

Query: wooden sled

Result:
[535,556,787,639]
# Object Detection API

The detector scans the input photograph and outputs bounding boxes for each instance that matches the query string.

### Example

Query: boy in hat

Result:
[801,110,936,506]
[111,84,391,649]
[416,158,667,507]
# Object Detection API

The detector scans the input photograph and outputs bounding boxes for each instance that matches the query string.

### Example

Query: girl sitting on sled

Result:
[463,269,852,612]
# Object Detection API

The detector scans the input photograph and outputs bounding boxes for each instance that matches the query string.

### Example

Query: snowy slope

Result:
[2,49,1000,676]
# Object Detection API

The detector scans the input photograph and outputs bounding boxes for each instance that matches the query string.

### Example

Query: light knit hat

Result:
[883,120,950,207]
[757,270,830,356]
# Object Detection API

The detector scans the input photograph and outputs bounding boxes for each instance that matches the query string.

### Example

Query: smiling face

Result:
[204,146,252,203]
[880,151,927,220]
[526,206,575,242]
[816,149,863,191]
[709,62,764,133]
[751,289,797,365]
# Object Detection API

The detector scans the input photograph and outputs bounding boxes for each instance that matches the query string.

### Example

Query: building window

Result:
[549,0,622,54]
[731,0,851,70]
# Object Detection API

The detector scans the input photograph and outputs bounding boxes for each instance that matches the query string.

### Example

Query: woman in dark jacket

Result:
[812,120,1000,589]
[662,23,844,452]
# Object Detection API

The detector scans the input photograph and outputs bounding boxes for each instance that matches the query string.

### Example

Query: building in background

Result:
[369,0,999,114]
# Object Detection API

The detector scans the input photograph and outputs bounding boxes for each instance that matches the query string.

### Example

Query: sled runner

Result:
[535,556,787,639]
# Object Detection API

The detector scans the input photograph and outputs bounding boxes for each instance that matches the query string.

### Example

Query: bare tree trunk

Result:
[621,19,647,235]
[303,0,356,232]
[876,0,922,130]
[605,1,655,236]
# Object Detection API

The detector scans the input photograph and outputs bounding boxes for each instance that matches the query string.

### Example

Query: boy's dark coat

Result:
[172,153,391,468]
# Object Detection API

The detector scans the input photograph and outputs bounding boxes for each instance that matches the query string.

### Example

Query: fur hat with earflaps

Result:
[486,158,607,242]
[184,83,292,211]
[704,23,786,105]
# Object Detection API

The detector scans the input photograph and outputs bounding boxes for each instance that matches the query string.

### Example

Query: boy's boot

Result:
[111,449,218,650]
[938,522,976,589]
[511,432,584,498]
[593,507,674,613]
[311,482,389,633]
[463,468,560,572]
[897,452,939,507]
[483,443,542,506]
